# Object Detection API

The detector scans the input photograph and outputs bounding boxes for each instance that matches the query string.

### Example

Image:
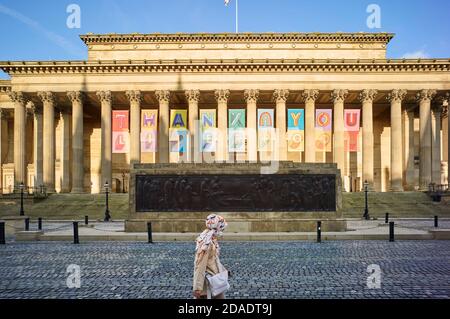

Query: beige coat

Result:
[193,243,224,295]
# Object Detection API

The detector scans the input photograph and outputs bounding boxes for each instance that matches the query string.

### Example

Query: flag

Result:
[112,111,129,154]
[315,109,332,152]
[224,0,230,6]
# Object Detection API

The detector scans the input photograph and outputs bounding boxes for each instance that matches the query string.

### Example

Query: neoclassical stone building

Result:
[0,32,449,193]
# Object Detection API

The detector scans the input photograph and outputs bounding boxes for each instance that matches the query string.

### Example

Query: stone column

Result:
[417,89,436,190]
[302,90,319,163]
[8,92,27,188]
[273,89,289,161]
[244,89,259,162]
[30,103,43,190]
[125,91,142,167]
[59,108,71,193]
[215,89,230,162]
[97,91,112,187]
[155,90,170,163]
[359,89,377,189]
[186,90,200,163]
[67,91,84,193]
[387,89,407,191]
[403,108,415,190]
[331,89,348,174]
[38,91,56,192]
[432,103,443,185]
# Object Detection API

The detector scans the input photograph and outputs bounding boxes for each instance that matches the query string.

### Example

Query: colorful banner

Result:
[258,129,275,151]
[315,109,333,152]
[112,110,129,154]
[257,109,274,151]
[201,128,218,152]
[344,132,360,152]
[199,110,217,152]
[315,131,332,152]
[344,110,360,132]
[344,110,361,152]
[257,109,274,129]
[229,109,246,129]
[287,109,304,131]
[315,109,333,131]
[170,110,187,129]
[169,129,188,153]
[141,110,158,152]
[287,130,304,152]
[200,109,216,129]
[228,129,246,153]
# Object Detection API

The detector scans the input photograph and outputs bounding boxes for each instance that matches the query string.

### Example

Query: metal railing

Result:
[0,185,48,198]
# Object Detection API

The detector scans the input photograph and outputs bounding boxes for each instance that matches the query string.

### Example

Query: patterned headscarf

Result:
[195,214,227,254]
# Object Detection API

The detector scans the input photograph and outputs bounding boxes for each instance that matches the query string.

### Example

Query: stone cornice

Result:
[1,58,448,75]
[0,80,11,93]
[80,32,395,45]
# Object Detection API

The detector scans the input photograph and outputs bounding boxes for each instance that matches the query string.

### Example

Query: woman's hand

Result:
[193,290,203,298]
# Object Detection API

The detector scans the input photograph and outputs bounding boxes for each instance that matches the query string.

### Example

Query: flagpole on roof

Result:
[236,0,239,33]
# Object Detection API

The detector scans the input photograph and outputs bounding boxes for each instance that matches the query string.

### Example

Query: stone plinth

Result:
[126,162,345,232]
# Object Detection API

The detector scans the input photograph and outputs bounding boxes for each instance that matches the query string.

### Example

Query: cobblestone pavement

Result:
[0,241,449,299]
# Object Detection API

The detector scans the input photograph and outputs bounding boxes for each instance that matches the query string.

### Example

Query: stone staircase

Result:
[343,192,450,218]
[1,192,449,221]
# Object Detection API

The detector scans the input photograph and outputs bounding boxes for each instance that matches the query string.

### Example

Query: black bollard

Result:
[0,222,5,245]
[385,213,389,224]
[85,216,89,226]
[25,218,30,231]
[389,222,395,242]
[317,221,322,243]
[38,218,42,231]
[434,216,438,228]
[147,222,153,244]
[73,222,79,244]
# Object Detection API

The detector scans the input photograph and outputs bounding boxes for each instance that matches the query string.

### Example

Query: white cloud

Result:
[401,50,430,59]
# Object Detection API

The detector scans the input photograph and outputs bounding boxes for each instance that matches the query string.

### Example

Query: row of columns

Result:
[6,88,445,192]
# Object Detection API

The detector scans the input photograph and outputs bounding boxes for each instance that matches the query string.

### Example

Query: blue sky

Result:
[0,0,449,79]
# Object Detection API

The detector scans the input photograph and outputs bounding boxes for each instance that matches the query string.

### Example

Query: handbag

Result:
[206,256,230,298]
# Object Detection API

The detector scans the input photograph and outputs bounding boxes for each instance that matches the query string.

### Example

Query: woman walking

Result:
[193,214,229,299]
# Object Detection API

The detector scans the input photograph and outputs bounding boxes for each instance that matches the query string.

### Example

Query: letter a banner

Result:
[315,109,332,152]
[170,110,187,129]
[112,110,129,154]
[344,110,361,152]
[141,110,158,152]
[257,109,274,151]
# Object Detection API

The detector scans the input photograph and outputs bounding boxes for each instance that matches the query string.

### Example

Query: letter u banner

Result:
[344,109,361,152]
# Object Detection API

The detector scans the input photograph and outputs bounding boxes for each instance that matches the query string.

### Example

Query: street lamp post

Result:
[104,181,111,222]
[363,180,370,220]
[122,172,126,193]
[19,182,25,216]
